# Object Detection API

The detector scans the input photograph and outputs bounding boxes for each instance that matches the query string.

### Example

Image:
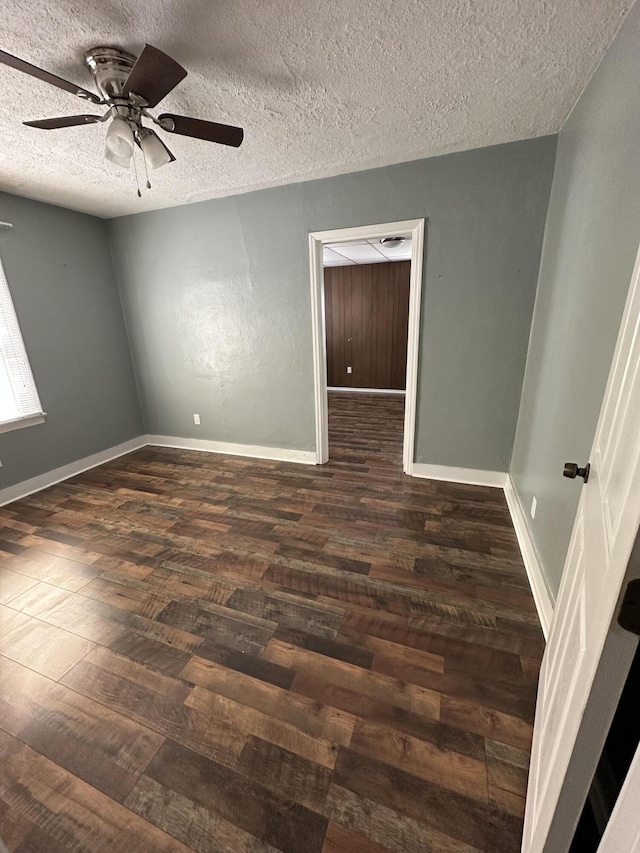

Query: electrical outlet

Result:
[193,414,200,425]
[347,366,352,374]
[531,496,537,519]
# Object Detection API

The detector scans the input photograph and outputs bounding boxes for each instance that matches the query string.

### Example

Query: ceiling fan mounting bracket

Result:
[84,46,136,100]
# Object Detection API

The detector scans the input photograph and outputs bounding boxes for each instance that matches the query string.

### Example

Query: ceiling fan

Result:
[0,44,244,193]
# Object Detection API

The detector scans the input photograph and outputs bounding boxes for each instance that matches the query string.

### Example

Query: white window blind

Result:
[0,257,43,425]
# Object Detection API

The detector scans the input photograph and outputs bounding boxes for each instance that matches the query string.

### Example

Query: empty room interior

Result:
[1,2,640,852]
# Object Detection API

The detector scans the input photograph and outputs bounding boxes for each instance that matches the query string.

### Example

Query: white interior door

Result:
[522,240,640,853]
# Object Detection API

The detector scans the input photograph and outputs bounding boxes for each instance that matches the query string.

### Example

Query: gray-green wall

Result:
[0,192,143,489]
[510,2,640,599]
[109,136,556,470]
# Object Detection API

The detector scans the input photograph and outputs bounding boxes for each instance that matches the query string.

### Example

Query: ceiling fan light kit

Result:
[138,127,173,170]
[0,43,244,195]
[105,116,135,167]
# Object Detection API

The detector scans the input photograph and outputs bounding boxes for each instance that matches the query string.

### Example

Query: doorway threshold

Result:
[328,386,405,395]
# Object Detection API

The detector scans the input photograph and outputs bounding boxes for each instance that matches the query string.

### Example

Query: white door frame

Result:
[308,218,425,473]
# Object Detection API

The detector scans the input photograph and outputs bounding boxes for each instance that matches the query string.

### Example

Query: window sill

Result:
[0,413,46,435]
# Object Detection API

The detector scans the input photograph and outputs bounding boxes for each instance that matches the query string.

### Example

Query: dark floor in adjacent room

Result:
[0,392,543,852]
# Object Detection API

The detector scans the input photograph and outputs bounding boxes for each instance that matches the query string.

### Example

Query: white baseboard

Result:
[411,463,508,488]
[0,434,318,508]
[504,475,554,638]
[146,435,317,465]
[0,436,147,507]
[327,387,406,396]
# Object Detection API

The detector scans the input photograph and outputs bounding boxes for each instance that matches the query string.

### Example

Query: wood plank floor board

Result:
[0,656,164,803]
[488,783,526,818]
[60,653,247,769]
[441,695,534,752]
[108,631,193,677]
[0,393,541,851]
[274,626,375,669]
[0,604,95,681]
[0,548,101,592]
[185,685,340,769]
[0,729,192,852]
[485,739,530,799]
[156,598,277,654]
[12,825,72,853]
[124,774,282,853]
[322,820,394,853]
[324,783,478,853]
[78,575,172,619]
[291,670,484,760]
[0,566,39,605]
[333,747,522,853]
[225,584,344,639]
[237,735,332,813]
[8,580,205,655]
[143,738,329,853]
[195,638,296,687]
[179,656,357,747]
[267,638,442,721]
[0,795,35,851]
[348,717,488,802]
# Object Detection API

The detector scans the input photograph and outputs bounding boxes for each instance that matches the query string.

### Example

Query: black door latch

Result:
[563,462,590,483]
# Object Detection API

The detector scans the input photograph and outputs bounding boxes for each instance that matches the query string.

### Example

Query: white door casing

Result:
[522,239,640,853]
[308,219,425,474]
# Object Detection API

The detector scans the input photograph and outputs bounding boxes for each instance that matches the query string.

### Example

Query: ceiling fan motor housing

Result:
[84,47,136,101]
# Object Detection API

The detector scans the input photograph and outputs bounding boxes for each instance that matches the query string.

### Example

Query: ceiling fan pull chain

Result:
[131,147,142,198]
[141,147,152,190]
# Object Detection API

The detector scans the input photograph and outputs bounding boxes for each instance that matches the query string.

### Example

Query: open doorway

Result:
[323,236,410,471]
[308,219,425,473]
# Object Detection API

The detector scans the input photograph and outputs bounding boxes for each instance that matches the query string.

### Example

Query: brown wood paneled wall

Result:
[324,261,410,390]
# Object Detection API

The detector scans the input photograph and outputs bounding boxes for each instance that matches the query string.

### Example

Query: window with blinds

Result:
[0,257,43,427]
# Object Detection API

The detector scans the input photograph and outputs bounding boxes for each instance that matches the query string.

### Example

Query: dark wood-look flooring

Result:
[0,392,543,852]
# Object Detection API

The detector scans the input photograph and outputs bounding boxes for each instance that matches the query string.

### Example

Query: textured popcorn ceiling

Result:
[0,0,634,218]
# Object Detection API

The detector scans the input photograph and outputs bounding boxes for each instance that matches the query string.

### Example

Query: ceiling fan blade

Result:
[158,114,244,148]
[124,44,187,107]
[0,48,101,104]
[24,114,104,130]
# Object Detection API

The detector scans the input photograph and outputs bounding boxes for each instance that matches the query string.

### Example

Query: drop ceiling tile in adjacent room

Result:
[323,247,356,266]
[330,244,387,264]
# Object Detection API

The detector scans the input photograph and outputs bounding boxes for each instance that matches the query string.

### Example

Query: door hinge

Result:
[618,580,640,636]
